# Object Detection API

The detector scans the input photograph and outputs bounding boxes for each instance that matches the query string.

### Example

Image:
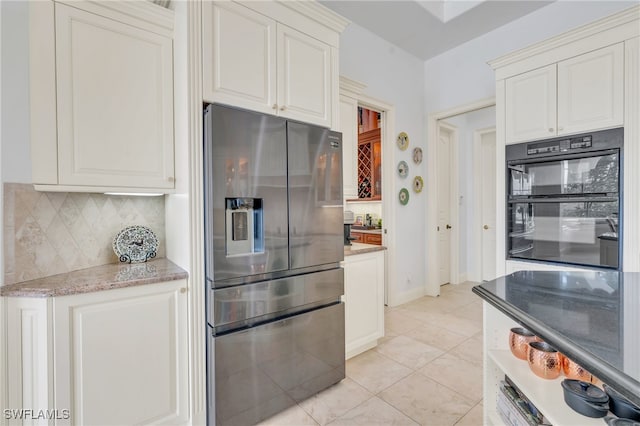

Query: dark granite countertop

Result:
[0,258,188,297]
[473,270,640,407]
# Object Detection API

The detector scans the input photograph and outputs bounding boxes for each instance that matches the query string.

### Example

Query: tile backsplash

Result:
[3,183,165,285]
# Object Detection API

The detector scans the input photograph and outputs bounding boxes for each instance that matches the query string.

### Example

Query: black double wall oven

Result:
[506,128,623,270]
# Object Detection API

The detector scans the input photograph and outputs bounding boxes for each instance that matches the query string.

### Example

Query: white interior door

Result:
[480,130,497,281]
[437,124,453,286]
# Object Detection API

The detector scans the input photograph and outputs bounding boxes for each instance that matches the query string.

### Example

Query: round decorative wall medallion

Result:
[399,188,410,205]
[396,132,409,151]
[413,176,424,193]
[413,147,423,165]
[397,161,409,178]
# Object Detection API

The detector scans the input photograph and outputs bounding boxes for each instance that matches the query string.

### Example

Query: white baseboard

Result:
[387,286,426,307]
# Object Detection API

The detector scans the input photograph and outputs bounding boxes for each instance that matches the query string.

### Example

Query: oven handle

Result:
[508,196,618,204]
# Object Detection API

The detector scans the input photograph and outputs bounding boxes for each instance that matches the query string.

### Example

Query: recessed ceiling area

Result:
[319,0,555,60]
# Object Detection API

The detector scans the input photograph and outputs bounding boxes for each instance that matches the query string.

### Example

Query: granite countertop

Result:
[344,243,386,256]
[473,270,640,407]
[0,258,188,297]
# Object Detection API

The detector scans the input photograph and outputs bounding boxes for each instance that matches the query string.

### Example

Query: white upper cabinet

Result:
[203,1,344,128]
[505,64,557,144]
[203,1,277,115]
[557,43,624,136]
[277,24,332,126]
[339,94,358,199]
[505,43,624,144]
[30,1,176,192]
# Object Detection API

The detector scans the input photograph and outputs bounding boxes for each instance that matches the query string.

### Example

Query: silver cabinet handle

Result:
[484,225,489,230]
[280,106,286,111]
[272,104,278,110]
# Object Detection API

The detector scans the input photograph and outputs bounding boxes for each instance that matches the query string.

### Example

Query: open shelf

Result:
[488,350,604,426]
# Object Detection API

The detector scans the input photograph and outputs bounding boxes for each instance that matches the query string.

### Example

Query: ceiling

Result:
[319,1,555,61]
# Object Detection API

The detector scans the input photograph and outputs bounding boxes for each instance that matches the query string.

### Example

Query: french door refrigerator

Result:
[204,104,345,425]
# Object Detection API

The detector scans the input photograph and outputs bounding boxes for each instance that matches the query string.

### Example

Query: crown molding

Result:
[339,76,366,97]
[488,4,639,70]
[278,0,350,34]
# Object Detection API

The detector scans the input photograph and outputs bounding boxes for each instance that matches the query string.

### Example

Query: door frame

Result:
[472,126,497,282]
[357,95,396,306]
[425,97,495,297]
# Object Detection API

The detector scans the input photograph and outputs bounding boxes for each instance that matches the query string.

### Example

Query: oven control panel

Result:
[527,135,592,155]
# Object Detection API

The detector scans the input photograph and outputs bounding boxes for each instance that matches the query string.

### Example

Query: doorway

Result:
[425,98,496,296]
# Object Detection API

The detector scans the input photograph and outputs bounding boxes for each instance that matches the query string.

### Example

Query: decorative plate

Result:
[399,188,410,206]
[413,176,424,193]
[413,147,423,165]
[397,132,409,151]
[397,161,409,178]
[113,225,159,263]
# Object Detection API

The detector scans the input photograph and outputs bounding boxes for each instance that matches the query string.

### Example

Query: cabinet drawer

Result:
[351,232,364,243]
[364,233,382,245]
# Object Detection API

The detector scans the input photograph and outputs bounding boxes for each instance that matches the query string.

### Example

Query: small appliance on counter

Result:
[344,210,356,246]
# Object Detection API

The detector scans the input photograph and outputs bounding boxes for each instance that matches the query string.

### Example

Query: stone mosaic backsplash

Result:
[3,183,165,285]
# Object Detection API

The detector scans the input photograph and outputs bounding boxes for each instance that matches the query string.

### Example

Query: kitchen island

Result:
[473,270,640,425]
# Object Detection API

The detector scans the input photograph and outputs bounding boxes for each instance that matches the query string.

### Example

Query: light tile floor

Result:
[259,281,484,426]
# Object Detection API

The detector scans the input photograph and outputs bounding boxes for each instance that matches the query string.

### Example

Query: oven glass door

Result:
[509,152,619,197]
[508,199,619,268]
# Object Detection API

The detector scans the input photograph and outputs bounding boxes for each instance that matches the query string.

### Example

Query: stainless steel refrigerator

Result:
[204,104,345,425]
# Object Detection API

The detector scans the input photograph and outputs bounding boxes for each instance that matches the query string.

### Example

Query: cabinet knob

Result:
[280,106,286,111]
[272,104,278,110]
[484,225,489,230]
[168,176,175,182]
[548,128,554,132]
[180,287,187,294]
[558,126,564,131]
[446,224,452,230]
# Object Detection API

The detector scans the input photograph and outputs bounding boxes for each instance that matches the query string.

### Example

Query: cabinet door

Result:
[55,3,174,189]
[277,24,332,127]
[557,43,624,135]
[505,64,557,144]
[203,2,277,114]
[340,95,358,198]
[344,251,385,358]
[53,281,188,425]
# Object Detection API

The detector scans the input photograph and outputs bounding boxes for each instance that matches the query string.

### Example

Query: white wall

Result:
[340,23,426,304]
[443,106,496,282]
[1,1,31,184]
[424,1,637,115]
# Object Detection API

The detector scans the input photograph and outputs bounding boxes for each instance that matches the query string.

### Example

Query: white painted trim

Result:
[457,273,468,284]
[353,94,396,307]
[58,0,175,35]
[495,81,507,279]
[426,97,495,297]
[339,75,366,98]
[623,37,640,272]
[387,285,426,307]
[186,1,207,424]
[472,126,497,283]
[489,5,639,70]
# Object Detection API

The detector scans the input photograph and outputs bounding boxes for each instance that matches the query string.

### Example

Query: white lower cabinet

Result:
[6,280,188,425]
[343,250,385,359]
